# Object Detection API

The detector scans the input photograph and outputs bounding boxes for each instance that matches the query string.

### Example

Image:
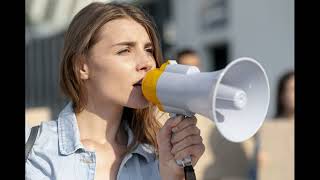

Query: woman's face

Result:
[80,18,156,109]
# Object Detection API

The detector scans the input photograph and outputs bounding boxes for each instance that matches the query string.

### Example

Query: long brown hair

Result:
[60,2,163,152]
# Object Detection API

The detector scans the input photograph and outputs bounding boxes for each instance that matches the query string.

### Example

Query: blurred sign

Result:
[258,120,294,180]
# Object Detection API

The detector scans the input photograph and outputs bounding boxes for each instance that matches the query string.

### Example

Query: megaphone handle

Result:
[169,113,197,180]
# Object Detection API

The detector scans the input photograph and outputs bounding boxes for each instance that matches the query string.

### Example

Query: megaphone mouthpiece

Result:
[216,84,247,110]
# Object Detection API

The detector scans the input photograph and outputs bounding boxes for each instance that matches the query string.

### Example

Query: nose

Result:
[136,53,155,72]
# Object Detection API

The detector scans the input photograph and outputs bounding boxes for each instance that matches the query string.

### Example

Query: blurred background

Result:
[25,0,294,180]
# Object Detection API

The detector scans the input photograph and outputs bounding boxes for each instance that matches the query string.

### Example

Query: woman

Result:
[275,70,294,120]
[25,2,205,180]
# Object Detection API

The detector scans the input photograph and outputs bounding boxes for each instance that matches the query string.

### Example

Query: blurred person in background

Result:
[274,70,295,120]
[25,2,205,180]
[176,48,202,69]
[249,70,294,180]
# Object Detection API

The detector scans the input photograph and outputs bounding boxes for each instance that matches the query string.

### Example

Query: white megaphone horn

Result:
[142,57,270,143]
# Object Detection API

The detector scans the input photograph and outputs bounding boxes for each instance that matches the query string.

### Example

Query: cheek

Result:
[106,67,133,91]
[89,62,133,94]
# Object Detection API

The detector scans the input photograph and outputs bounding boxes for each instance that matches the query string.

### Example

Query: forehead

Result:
[97,18,151,44]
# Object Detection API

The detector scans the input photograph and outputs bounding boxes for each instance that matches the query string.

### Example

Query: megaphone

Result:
[142,57,270,142]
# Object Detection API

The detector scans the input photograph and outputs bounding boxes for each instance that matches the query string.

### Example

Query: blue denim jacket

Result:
[25,103,161,180]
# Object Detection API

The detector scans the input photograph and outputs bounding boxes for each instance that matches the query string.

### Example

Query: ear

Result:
[79,57,89,80]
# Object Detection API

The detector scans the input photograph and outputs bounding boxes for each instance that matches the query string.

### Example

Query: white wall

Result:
[172,0,213,71]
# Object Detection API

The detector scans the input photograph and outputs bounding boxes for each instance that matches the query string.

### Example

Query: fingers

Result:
[156,115,184,148]
[171,135,203,154]
[169,116,204,167]
[171,125,200,144]
[156,115,205,171]
[171,116,197,133]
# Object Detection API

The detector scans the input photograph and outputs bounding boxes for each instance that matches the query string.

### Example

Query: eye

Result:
[117,48,130,55]
[145,47,154,54]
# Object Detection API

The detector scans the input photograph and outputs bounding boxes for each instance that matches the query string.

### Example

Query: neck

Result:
[76,101,126,146]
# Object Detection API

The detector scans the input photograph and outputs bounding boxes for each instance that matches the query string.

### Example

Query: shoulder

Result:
[25,120,58,144]
[25,120,60,163]
[25,120,60,178]
[25,120,59,156]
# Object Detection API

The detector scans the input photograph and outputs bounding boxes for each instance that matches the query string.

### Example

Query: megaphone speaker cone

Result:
[212,57,270,142]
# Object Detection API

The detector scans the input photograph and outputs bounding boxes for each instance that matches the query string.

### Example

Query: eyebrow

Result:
[145,42,153,48]
[112,41,135,47]
[112,41,153,48]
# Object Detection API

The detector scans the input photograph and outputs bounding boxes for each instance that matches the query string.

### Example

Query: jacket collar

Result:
[57,102,84,155]
[57,102,155,162]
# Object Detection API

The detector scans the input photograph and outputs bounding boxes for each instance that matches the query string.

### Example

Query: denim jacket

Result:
[25,103,161,180]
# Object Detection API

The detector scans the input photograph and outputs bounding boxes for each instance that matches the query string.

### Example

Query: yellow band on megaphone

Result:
[160,61,170,71]
[142,61,170,111]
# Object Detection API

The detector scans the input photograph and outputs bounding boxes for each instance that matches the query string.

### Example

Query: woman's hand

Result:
[157,115,205,180]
